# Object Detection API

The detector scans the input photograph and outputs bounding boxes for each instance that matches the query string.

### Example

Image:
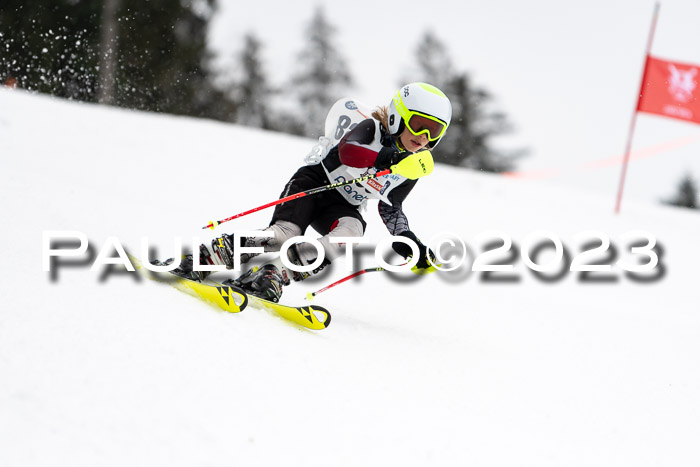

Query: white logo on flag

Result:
[667,64,697,103]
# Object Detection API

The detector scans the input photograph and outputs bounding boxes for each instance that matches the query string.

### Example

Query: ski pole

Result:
[202,149,434,230]
[305,262,409,301]
[305,267,387,301]
[202,169,392,230]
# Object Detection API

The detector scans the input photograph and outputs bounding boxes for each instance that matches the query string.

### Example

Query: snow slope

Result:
[1,88,699,467]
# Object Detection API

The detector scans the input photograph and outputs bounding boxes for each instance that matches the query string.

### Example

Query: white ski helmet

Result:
[388,82,452,149]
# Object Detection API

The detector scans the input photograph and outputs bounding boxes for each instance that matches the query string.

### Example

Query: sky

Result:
[208,0,700,210]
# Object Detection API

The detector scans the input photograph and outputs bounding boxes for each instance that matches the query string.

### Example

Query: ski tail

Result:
[128,254,248,313]
[222,279,331,330]
[248,295,331,330]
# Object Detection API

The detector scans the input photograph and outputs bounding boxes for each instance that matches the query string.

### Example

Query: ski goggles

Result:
[404,112,448,141]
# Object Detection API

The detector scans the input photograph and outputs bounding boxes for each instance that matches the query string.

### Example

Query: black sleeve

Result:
[377,179,418,235]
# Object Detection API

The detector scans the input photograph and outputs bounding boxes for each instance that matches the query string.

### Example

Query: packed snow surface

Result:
[1,89,699,466]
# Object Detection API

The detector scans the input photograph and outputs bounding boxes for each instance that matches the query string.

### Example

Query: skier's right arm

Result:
[338,119,397,169]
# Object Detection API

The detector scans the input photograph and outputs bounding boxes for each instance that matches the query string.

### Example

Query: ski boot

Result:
[161,244,215,282]
[225,264,289,303]
[162,233,254,282]
[210,232,266,268]
[285,243,331,282]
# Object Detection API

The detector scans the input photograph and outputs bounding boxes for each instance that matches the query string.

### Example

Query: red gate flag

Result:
[637,55,700,124]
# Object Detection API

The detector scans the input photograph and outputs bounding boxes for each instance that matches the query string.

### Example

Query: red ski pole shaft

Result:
[203,169,392,230]
[306,267,386,300]
[305,262,407,300]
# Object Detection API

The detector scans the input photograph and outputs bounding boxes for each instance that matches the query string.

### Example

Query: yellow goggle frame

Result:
[394,96,448,142]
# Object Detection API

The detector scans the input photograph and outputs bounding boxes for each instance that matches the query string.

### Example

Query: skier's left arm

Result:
[379,182,437,274]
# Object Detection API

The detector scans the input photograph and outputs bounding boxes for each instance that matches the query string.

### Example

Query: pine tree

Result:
[439,73,523,172]
[290,6,353,138]
[0,1,102,100]
[0,0,233,119]
[113,0,219,116]
[664,173,699,210]
[231,33,273,129]
[413,31,454,91]
[410,32,524,172]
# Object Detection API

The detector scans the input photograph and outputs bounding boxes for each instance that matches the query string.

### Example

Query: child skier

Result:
[172,82,452,302]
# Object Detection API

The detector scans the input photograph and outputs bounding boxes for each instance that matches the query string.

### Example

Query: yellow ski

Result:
[169,279,248,313]
[242,293,331,330]
[128,255,248,313]
[128,254,331,329]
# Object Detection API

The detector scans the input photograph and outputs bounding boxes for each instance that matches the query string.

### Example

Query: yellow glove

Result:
[390,150,434,180]
[392,231,441,275]
[410,248,440,275]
